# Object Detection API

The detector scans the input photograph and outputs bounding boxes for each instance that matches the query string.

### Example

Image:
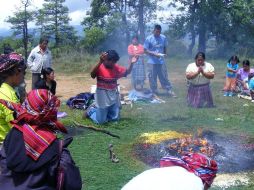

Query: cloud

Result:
[69,10,88,25]
[64,0,91,12]
[0,0,90,29]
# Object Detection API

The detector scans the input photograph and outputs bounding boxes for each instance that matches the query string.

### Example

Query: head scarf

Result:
[160,153,218,187]
[0,52,24,73]
[0,89,67,160]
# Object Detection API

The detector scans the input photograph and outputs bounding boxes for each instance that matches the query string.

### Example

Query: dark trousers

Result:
[148,64,172,91]
[32,73,41,90]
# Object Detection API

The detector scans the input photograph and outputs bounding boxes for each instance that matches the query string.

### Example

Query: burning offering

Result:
[134,130,254,173]
[167,137,215,157]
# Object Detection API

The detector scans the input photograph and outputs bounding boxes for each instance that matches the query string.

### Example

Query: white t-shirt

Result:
[121,166,204,190]
[186,62,214,85]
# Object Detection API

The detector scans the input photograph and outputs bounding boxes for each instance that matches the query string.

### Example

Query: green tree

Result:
[168,0,211,53]
[6,0,34,60]
[35,9,47,37]
[0,37,23,54]
[83,27,106,53]
[40,0,77,47]
[82,0,160,52]
[168,0,254,56]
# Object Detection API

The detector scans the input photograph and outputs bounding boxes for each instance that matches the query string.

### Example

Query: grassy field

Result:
[58,55,254,190]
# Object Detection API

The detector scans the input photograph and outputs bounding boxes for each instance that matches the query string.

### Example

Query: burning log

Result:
[168,136,215,157]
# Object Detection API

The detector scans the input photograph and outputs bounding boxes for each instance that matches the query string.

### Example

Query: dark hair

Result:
[154,24,162,31]
[106,50,120,63]
[41,67,54,79]
[195,52,206,60]
[3,45,14,54]
[39,37,49,44]
[0,53,25,85]
[242,60,250,66]
[228,55,240,63]
[131,35,139,40]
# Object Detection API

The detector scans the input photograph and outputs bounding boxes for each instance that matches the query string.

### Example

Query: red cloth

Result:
[0,89,67,160]
[160,153,218,187]
[96,63,127,90]
[127,44,144,56]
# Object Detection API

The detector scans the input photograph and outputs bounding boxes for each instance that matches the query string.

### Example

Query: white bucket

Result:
[90,85,97,94]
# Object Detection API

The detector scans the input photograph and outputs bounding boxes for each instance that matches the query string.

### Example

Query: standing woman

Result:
[35,67,57,95]
[0,53,26,142]
[128,36,145,90]
[186,52,215,108]
[27,37,52,89]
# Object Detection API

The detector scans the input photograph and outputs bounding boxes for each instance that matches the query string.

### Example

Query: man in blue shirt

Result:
[144,25,176,97]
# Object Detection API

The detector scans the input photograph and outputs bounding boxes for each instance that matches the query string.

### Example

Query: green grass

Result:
[58,56,254,190]
[53,51,98,74]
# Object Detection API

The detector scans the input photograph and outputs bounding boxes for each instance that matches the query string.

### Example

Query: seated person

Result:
[0,89,82,190]
[35,67,56,95]
[248,73,254,102]
[122,153,218,190]
[84,50,137,124]
[237,60,254,93]
[0,53,26,143]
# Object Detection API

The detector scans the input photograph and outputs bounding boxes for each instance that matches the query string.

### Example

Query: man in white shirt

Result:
[27,37,52,89]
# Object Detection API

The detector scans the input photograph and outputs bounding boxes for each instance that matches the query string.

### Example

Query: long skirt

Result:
[131,58,145,88]
[187,83,214,108]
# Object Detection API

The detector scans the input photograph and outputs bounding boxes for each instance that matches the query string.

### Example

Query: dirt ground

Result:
[25,73,132,101]
[24,66,183,101]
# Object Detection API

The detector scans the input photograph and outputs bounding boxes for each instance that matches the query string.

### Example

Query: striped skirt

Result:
[131,58,145,87]
[187,83,214,108]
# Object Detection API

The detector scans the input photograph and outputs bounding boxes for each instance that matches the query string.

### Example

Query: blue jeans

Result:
[148,64,172,91]
[87,103,120,124]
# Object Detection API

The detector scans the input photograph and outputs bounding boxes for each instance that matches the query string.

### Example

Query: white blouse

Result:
[186,62,214,85]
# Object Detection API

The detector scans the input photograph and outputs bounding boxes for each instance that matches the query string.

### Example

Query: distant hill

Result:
[73,25,84,37]
[0,28,12,37]
[0,25,84,38]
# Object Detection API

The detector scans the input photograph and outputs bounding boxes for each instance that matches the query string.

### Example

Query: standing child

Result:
[223,55,239,96]
[84,50,137,124]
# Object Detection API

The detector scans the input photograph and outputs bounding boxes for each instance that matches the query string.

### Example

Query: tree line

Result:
[1,0,254,59]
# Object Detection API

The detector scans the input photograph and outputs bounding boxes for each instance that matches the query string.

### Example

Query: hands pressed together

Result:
[198,66,204,74]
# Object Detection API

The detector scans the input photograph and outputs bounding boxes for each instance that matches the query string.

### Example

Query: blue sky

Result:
[0,0,91,29]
